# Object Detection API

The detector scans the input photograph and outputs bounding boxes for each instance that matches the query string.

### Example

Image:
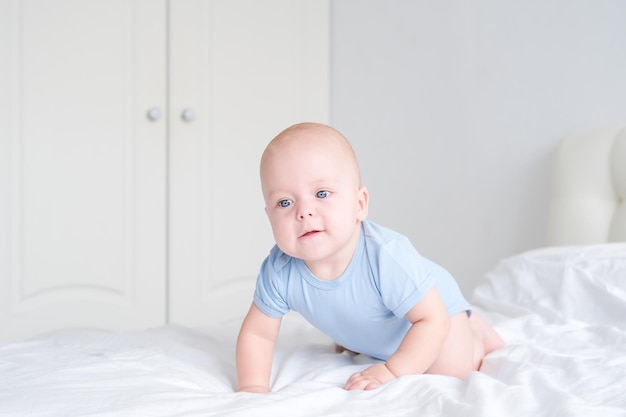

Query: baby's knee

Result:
[427,353,475,379]
[427,313,481,379]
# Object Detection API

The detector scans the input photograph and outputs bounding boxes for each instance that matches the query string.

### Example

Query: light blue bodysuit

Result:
[254,220,470,360]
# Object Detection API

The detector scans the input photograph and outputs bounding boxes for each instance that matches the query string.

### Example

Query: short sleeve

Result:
[253,249,291,318]
[375,237,435,318]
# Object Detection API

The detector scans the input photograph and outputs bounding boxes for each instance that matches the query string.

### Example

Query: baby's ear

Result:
[357,186,369,221]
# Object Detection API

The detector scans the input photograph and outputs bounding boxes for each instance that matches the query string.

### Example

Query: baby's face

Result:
[260,125,368,279]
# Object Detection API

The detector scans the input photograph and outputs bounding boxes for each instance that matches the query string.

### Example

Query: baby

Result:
[236,122,504,393]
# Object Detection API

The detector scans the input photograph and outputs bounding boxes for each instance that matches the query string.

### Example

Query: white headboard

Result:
[546,126,626,245]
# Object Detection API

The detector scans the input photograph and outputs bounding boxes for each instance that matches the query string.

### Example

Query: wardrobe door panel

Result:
[0,0,168,341]
[169,0,330,325]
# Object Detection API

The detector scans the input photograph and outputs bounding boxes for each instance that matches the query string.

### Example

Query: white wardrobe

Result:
[0,0,329,341]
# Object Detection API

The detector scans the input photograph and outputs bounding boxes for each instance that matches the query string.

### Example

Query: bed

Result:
[1,126,625,417]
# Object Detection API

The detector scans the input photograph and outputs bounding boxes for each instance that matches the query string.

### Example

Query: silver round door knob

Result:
[181,108,196,122]
[146,107,162,121]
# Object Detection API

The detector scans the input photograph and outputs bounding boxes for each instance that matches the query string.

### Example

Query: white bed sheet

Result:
[1,243,625,417]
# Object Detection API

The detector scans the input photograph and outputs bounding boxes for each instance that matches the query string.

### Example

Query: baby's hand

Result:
[237,385,271,394]
[343,363,396,391]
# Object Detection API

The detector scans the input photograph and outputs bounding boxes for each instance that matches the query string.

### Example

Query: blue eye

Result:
[278,199,293,208]
[316,190,329,199]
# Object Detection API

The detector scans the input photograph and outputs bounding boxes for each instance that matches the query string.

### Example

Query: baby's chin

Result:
[274,244,302,259]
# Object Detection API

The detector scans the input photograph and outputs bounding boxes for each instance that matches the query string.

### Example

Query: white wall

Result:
[331,0,626,294]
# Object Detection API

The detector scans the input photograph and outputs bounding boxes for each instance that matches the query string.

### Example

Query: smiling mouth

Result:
[300,230,321,238]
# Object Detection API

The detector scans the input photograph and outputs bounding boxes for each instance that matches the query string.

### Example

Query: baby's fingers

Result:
[362,379,382,390]
[343,373,382,391]
[343,372,361,390]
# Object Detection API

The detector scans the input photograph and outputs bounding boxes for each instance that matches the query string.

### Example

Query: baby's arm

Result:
[344,287,450,390]
[236,303,282,393]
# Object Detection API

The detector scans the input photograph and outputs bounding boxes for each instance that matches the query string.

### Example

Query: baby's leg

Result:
[426,312,504,379]
[470,312,505,355]
[425,312,478,378]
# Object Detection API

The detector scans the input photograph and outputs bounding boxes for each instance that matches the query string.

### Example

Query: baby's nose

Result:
[297,207,314,220]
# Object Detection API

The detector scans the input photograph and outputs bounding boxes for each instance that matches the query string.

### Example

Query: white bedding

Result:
[1,244,625,417]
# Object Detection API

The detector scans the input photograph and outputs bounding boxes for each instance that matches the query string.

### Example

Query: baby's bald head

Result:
[260,123,362,195]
